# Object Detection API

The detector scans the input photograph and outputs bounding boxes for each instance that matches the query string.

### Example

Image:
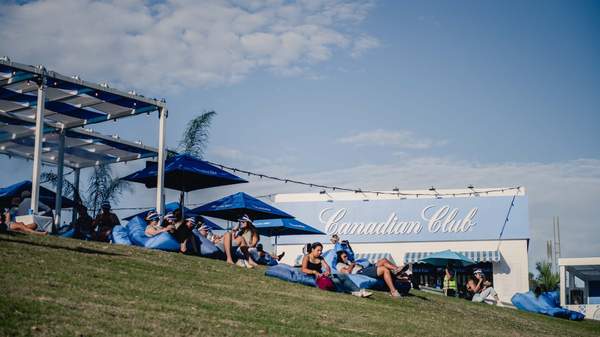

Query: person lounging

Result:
[467,269,501,305]
[335,250,407,298]
[301,242,372,298]
[93,201,120,242]
[172,217,199,255]
[4,196,47,235]
[144,211,174,237]
[218,214,259,268]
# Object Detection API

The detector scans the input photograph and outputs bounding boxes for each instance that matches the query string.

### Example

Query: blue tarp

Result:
[0,180,75,209]
[511,291,585,320]
[192,192,293,221]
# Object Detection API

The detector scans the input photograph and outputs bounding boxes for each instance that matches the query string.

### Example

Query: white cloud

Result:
[337,129,446,149]
[351,34,380,58]
[0,0,378,92]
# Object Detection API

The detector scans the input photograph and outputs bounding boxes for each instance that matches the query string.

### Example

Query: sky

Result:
[1,0,599,270]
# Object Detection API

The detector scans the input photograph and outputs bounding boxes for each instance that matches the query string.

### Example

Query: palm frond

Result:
[177,111,216,158]
[40,171,76,199]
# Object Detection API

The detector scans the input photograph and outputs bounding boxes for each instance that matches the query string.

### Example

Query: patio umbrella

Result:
[0,180,75,209]
[190,192,293,223]
[253,218,325,254]
[122,201,223,230]
[418,249,475,267]
[122,154,247,217]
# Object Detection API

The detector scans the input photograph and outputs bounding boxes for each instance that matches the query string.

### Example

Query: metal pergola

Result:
[0,57,169,228]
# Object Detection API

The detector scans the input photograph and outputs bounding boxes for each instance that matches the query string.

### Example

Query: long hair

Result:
[307,242,323,254]
[336,250,347,262]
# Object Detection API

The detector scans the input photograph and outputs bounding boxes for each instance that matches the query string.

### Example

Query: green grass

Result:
[1,233,599,337]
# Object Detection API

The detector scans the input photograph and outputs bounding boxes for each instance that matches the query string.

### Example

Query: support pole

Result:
[53,130,66,231]
[559,265,566,306]
[71,168,80,223]
[31,72,46,214]
[156,105,167,222]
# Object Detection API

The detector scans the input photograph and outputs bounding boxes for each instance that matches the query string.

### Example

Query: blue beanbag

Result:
[127,216,180,251]
[111,225,132,245]
[511,291,585,320]
[59,227,76,238]
[191,230,225,259]
[265,264,316,287]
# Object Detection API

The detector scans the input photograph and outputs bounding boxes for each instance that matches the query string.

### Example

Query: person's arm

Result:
[301,256,321,277]
[321,259,331,277]
[337,262,353,274]
[473,277,483,292]
[445,268,451,279]
[180,239,188,253]
[249,231,259,248]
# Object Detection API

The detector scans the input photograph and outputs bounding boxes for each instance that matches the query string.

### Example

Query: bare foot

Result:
[226,259,235,265]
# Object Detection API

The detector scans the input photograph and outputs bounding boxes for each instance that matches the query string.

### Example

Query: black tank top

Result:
[306,257,322,272]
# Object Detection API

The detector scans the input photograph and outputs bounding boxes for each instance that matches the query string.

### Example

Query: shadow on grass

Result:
[0,235,125,257]
[402,293,431,301]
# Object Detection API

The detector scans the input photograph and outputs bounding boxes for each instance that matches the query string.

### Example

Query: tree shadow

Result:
[0,235,125,257]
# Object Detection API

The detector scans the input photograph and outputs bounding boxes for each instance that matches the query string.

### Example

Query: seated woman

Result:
[467,269,501,305]
[144,211,173,237]
[4,197,47,235]
[171,217,199,254]
[301,242,372,298]
[71,204,94,240]
[335,250,407,298]
[218,215,259,268]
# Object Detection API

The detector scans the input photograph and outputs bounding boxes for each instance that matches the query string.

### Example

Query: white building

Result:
[272,187,530,303]
[559,257,600,320]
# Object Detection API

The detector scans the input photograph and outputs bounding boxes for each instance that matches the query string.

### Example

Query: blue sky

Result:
[1,0,599,267]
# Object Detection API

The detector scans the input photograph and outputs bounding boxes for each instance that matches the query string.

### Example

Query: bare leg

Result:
[376,258,399,270]
[377,266,397,294]
[10,222,47,236]
[236,237,258,267]
[223,232,235,264]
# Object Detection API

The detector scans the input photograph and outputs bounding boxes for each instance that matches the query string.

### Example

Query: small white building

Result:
[559,257,600,320]
[272,188,530,303]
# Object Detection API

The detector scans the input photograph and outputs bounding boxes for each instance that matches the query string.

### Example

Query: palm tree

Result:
[533,261,560,293]
[41,171,77,201]
[177,111,216,158]
[85,164,131,217]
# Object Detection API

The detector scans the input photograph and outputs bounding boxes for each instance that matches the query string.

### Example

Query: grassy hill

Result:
[1,233,599,337]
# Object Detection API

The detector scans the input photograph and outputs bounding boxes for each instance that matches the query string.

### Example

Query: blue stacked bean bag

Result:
[127,216,180,251]
[511,291,585,320]
[265,263,316,287]
[111,224,132,245]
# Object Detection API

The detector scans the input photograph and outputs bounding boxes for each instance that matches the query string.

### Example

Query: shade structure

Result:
[405,250,501,264]
[122,154,247,192]
[0,117,157,168]
[253,218,324,255]
[417,249,476,267]
[191,192,293,222]
[0,180,75,209]
[253,218,324,237]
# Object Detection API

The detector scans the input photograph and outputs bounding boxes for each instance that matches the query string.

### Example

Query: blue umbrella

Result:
[418,249,475,267]
[122,154,247,192]
[253,218,325,254]
[0,180,75,209]
[190,192,293,222]
[122,201,223,230]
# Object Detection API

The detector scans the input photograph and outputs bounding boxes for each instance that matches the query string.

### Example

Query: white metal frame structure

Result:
[0,57,168,229]
[559,257,600,320]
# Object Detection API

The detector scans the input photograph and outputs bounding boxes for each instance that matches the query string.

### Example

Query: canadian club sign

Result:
[320,205,478,236]
[276,195,530,244]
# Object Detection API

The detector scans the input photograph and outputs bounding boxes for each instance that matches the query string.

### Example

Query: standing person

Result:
[93,201,120,242]
[330,234,340,245]
[219,215,259,268]
[4,197,47,235]
[467,269,501,305]
[71,205,94,240]
[443,263,458,297]
[301,242,372,298]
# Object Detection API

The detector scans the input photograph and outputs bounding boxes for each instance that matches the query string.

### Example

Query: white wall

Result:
[278,239,529,303]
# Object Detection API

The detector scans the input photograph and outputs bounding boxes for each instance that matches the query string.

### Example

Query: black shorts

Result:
[357,265,378,279]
